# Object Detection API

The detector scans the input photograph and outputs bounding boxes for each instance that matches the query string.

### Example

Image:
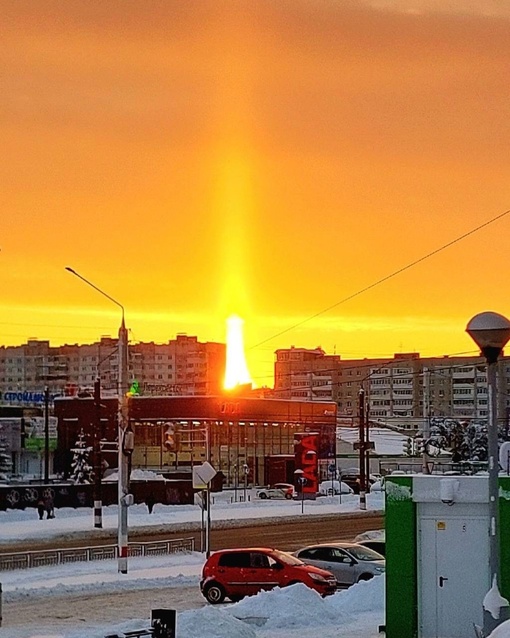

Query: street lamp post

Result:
[243,463,249,502]
[294,468,305,514]
[93,376,102,529]
[44,387,50,484]
[467,311,510,635]
[66,267,131,573]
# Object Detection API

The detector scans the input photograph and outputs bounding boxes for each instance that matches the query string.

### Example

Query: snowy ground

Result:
[0,490,387,638]
[0,490,507,638]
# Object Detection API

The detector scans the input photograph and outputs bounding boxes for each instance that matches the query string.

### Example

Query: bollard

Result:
[152,609,176,638]
[0,582,3,627]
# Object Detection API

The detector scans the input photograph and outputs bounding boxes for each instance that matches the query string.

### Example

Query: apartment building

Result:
[0,334,226,408]
[274,348,510,427]
[274,347,341,402]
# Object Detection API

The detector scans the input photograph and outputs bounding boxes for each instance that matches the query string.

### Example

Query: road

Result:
[5,511,384,554]
[0,512,384,632]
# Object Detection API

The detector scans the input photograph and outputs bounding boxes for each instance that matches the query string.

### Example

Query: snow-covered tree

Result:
[424,417,505,463]
[70,429,94,484]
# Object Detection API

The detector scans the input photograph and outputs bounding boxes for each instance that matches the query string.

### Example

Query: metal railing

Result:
[0,537,195,572]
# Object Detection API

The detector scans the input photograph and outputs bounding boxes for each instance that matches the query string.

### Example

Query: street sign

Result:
[192,461,217,489]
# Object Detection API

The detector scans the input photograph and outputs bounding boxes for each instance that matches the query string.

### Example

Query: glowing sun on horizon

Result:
[224,315,253,390]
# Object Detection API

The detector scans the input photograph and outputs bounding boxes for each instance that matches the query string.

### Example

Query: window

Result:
[218,552,251,568]
[250,553,270,568]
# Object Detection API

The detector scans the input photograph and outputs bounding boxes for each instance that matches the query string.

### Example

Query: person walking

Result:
[37,498,45,520]
[44,495,55,519]
[146,492,155,515]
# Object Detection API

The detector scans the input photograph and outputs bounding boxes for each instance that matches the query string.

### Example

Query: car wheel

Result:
[284,493,292,500]
[259,492,268,499]
[358,573,374,582]
[229,595,244,603]
[203,582,226,604]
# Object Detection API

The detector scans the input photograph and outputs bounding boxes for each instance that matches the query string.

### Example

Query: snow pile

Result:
[489,619,510,637]
[326,574,385,614]
[178,606,257,638]
[226,576,384,631]
[230,583,340,629]
[104,468,167,481]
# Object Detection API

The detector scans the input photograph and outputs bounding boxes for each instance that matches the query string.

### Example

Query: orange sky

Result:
[2,0,510,387]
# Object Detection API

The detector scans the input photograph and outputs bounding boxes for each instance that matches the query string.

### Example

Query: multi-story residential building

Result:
[274,347,341,402]
[0,334,226,408]
[274,348,510,428]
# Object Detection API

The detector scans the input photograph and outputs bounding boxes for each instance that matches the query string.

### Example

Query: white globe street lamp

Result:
[466,311,510,634]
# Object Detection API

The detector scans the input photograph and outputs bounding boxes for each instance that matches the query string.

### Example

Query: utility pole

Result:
[93,377,103,529]
[365,399,371,490]
[44,387,50,484]
[422,366,431,474]
[358,388,366,510]
[118,316,132,573]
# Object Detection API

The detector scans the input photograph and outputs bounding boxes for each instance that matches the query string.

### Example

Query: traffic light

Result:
[403,437,413,457]
[415,437,425,455]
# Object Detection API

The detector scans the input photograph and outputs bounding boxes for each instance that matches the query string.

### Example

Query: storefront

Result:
[54,395,337,486]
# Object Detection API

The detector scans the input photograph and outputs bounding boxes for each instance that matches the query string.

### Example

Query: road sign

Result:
[328,463,336,474]
[192,461,217,489]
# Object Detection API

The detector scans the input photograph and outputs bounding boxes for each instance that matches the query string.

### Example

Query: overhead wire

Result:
[251,208,510,349]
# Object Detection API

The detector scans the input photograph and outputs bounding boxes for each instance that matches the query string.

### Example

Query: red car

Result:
[200,547,337,604]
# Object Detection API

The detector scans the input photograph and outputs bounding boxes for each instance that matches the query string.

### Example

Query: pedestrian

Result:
[146,492,155,515]
[37,498,45,520]
[44,495,55,519]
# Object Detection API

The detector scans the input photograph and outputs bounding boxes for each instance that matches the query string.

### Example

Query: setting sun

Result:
[224,315,253,390]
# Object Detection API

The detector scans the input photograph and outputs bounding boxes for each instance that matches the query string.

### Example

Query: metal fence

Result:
[0,537,195,571]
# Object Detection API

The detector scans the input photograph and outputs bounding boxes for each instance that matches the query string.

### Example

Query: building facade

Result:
[0,334,226,408]
[54,395,337,487]
[274,348,510,428]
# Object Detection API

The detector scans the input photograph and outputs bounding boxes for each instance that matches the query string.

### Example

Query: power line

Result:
[252,208,510,349]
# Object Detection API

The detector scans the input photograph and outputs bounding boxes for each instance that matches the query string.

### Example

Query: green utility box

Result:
[385,474,510,638]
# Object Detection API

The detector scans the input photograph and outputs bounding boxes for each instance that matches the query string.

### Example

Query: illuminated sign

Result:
[0,391,59,405]
[294,432,319,495]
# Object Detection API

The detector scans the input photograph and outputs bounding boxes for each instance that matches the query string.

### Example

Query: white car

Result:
[370,479,385,492]
[318,480,354,496]
[256,483,295,500]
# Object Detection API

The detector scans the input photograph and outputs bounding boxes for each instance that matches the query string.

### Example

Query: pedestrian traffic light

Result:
[403,437,413,457]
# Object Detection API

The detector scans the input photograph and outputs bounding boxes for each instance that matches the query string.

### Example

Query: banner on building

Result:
[294,431,319,495]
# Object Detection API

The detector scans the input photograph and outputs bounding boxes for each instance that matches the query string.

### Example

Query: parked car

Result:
[293,542,385,588]
[256,483,295,500]
[317,480,354,496]
[339,472,378,494]
[369,479,385,493]
[355,539,386,556]
[354,530,385,556]
[200,547,337,603]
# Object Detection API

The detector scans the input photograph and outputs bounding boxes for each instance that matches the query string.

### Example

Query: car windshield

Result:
[272,550,304,566]
[347,545,384,561]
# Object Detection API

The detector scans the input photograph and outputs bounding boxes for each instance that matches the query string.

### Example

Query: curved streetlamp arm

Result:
[65,267,125,324]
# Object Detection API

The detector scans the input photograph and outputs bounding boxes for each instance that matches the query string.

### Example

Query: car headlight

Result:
[374,566,385,573]
[309,573,328,583]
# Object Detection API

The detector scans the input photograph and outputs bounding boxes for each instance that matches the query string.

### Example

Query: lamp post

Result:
[66,267,131,573]
[467,311,510,635]
[243,463,249,502]
[294,468,306,514]
[44,387,50,483]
